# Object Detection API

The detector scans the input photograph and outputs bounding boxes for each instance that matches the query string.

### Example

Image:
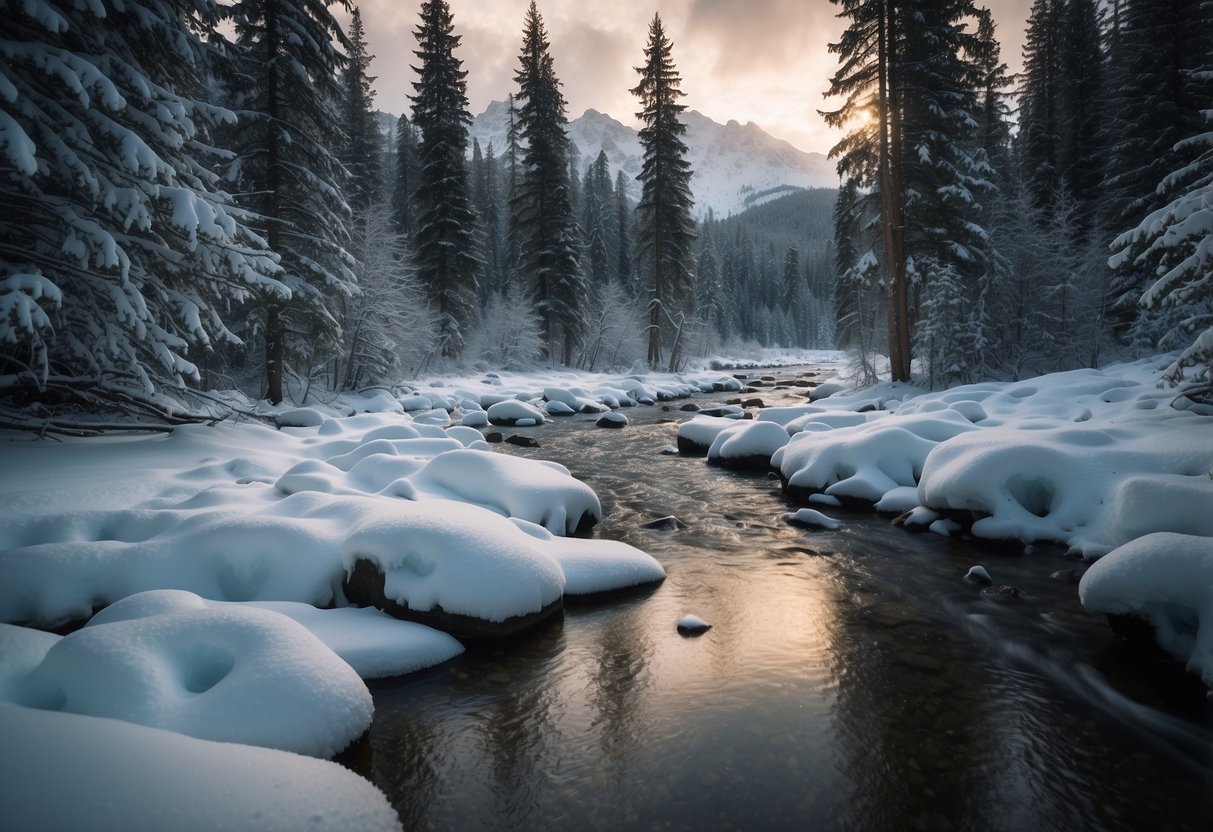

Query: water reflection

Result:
[365,377,1213,831]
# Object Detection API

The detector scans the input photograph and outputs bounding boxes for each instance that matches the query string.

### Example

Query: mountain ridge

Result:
[469,101,837,218]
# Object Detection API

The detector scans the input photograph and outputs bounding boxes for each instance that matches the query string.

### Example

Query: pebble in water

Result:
[677,614,711,635]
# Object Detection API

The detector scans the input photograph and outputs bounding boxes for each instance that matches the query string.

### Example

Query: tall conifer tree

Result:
[227,0,356,404]
[512,1,584,363]
[410,0,478,358]
[0,0,283,410]
[631,13,696,369]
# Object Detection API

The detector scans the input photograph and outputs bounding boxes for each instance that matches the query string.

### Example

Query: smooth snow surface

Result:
[0,704,402,832]
[1079,533,1213,685]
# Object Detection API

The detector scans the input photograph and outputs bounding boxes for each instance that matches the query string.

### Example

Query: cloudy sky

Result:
[353,0,1032,155]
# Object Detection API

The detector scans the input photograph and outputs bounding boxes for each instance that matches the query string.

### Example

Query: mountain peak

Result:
[468,103,835,217]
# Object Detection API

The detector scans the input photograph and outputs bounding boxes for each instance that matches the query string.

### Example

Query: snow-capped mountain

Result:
[467,101,837,217]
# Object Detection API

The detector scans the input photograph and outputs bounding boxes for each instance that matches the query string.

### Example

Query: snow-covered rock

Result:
[486,399,546,426]
[596,411,628,429]
[677,614,712,634]
[706,420,789,469]
[1079,532,1213,686]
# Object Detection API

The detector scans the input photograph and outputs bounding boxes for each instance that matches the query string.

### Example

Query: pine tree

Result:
[1057,0,1104,225]
[391,114,420,238]
[614,170,634,294]
[410,0,478,359]
[823,0,910,381]
[631,13,696,369]
[0,0,283,413]
[226,0,356,405]
[1104,0,1213,341]
[969,6,1013,178]
[340,6,383,215]
[512,1,584,364]
[1111,82,1213,386]
[1017,0,1063,216]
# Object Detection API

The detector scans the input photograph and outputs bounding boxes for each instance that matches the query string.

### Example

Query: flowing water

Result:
[363,368,1213,832]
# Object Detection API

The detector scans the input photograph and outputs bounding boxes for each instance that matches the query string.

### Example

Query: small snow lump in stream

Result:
[677,614,711,635]
[783,508,842,530]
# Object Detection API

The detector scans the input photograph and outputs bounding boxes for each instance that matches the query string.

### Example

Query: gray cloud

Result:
[352,0,1033,155]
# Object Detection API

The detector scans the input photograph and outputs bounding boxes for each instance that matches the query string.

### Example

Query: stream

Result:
[363,366,1213,832]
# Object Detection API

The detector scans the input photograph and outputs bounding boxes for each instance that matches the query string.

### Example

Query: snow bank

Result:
[0,704,402,832]
[12,603,372,758]
[764,359,1213,555]
[1079,533,1213,685]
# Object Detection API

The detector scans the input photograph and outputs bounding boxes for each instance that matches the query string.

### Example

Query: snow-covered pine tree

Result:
[224,0,356,405]
[1056,0,1104,231]
[512,1,584,365]
[631,13,696,370]
[1110,79,1213,387]
[503,93,523,290]
[613,170,634,295]
[473,141,505,303]
[969,5,1013,181]
[1,0,283,418]
[1017,0,1063,217]
[1104,0,1213,343]
[391,114,419,238]
[899,0,998,384]
[410,0,478,359]
[822,0,911,381]
[339,200,433,387]
[580,150,612,292]
[340,6,383,215]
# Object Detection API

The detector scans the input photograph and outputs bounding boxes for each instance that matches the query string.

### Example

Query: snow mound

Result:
[0,704,402,832]
[545,538,666,595]
[341,500,566,623]
[707,420,789,464]
[778,411,977,502]
[762,359,1212,555]
[487,399,546,425]
[411,448,601,534]
[88,590,464,680]
[11,604,371,758]
[677,414,745,453]
[1079,533,1213,685]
